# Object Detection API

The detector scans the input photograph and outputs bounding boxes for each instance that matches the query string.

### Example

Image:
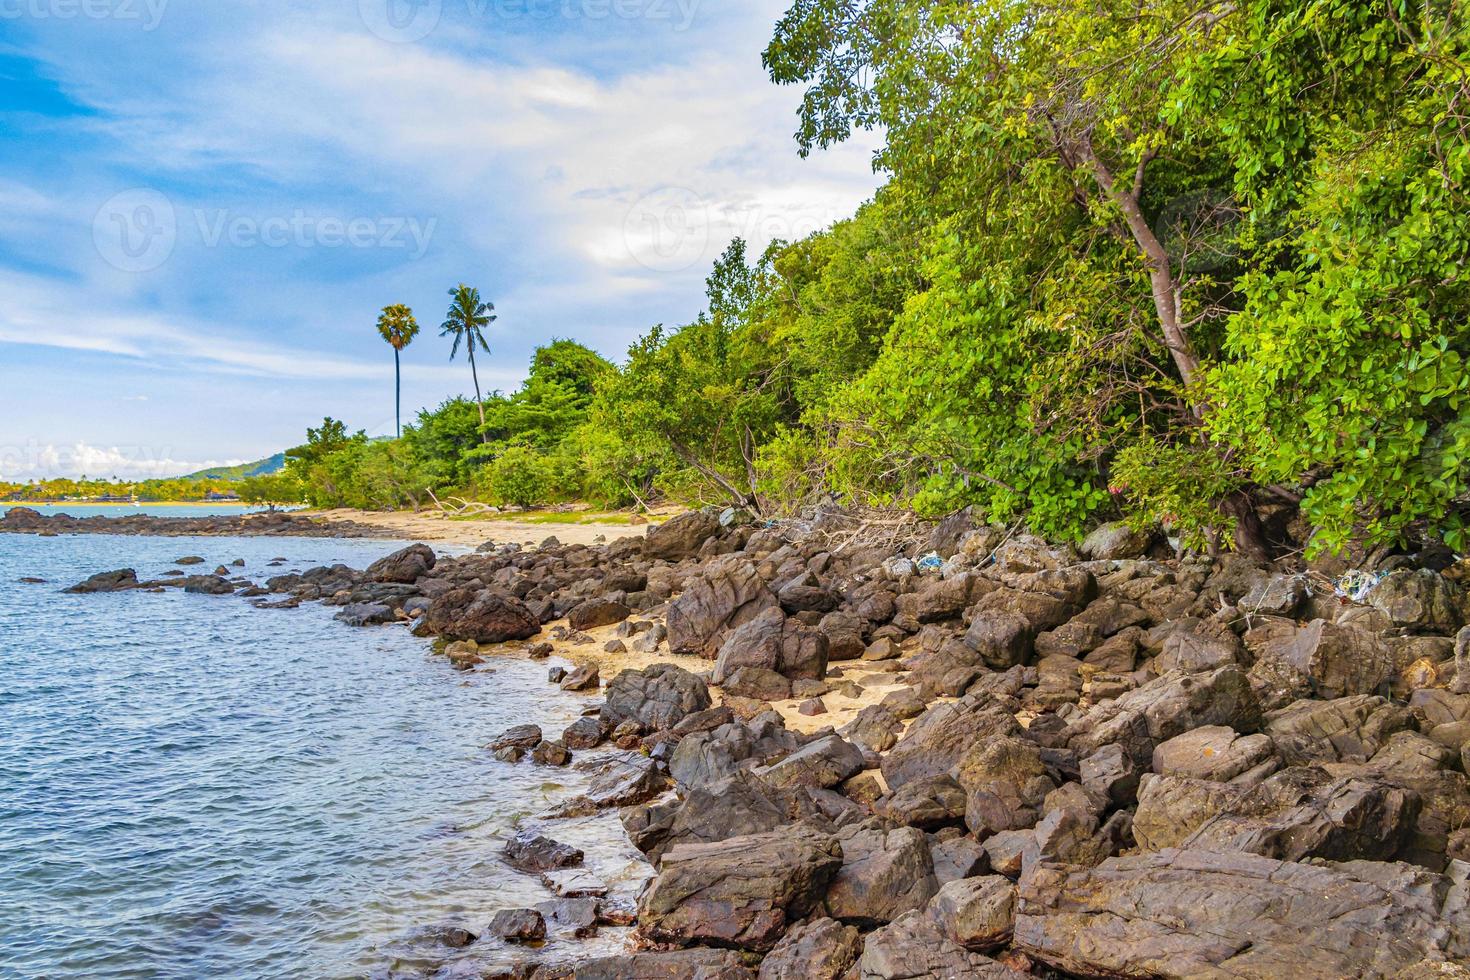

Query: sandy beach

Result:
[306,508,663,549]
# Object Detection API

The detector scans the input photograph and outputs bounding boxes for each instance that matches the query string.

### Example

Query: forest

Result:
[176,0,1470,558]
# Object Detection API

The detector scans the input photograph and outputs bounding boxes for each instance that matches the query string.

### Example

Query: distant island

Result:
[1,453,286,505]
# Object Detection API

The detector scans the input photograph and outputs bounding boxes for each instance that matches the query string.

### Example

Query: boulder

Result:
[562,716,607,749]
[963,610,1036,670]
[366,543,435,584]
[757,917,862,980]
[1369,569,1465,634]
[758,734,866,791]
[825,822,939,926]
[645,510,722,561]
[489,724,543,752]
[667,558,778,658]
[894,573,988,630]
[1264,695,1415,766]
[568,598,632,631]
[504,831,583,872]
[1249,619,1397,706]
[333,602,395,627]
[874,774,968,830]
[1133,774,1251,851]
[1015,848,1470,978]
[882,695,1023,791]
[559,663,600,692]
[925,875,1016,950]
[422,588,541,644]
[1080,522,1153,561]
[637,825,842,952]
[668,719,800,791]
[64,568,139,593]
[841,705,905,754]
[1151,725,1278,783]
[623,770,812,863]
[1080,743,1141,806]
[929,835,989,885]
[487,908,544,943]
[714,607,830,687]
[601,663,712,733]
[859,910,1030,979]
[951,735,1055,837]
[575,949,755,979]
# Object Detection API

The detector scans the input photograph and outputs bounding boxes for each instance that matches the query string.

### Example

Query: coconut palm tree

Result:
[376,303,420,438]
[441,283,496,441]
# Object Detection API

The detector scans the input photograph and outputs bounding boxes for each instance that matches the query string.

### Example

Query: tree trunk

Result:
[468,344,488,443]
[1220,489,1272,562]
[394,347,402,439]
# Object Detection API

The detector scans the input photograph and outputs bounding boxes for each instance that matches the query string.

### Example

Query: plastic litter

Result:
[916,551,944,572]
[1335,569,1383,603]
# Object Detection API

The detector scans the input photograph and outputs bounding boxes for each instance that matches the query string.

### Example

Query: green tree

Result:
[377,303,420,438]
[441,284,497,441]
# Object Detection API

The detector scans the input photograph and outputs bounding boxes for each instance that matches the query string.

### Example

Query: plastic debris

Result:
[1335,569,1383,603]
[916,551,945,572]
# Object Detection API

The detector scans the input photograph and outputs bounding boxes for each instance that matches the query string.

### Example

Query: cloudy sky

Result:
[0,0,882,480]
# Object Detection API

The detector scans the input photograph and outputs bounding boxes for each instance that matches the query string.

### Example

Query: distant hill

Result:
[180,453,286,482]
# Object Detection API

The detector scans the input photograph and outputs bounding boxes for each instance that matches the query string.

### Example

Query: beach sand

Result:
[308,508,657,549]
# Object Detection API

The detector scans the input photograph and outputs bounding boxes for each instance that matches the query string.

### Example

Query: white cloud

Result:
[0,441,246,481]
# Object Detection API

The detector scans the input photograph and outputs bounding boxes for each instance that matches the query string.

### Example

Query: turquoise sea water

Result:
[0,532,641,979]
[1,504,271,519]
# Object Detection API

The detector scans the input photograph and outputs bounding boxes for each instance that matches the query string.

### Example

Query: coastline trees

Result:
[441,284,497,442]
[377,304,420,438]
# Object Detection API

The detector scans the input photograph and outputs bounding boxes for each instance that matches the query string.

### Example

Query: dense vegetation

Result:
[28,0,1466,558]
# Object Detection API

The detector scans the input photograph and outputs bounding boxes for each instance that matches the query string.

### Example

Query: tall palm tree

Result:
[441,284,496,441]
[377,303,420,438]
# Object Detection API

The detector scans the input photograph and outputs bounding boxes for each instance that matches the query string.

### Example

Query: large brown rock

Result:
[601,663,712,733]
[575,948,756,979]
[1015,848,1470,978]
[667,558,777,658]
[825,822,939,926]
[924,875,1017,950]
[713,607,829,687]
[1263,695,1415,766]
[645,509,722,561]
[1249,619,1397,707]
[1151,725,1278,782]
[882,694,1023,791]
[757,917,862,980]
[637,825,842,952]
[365,543,435,583]
[951,735,1055,836]
[1369,569,1465,634]
[567,597,632,631]
[64,568,139,593]
[422,588,541,643]
[859,910,1030,979]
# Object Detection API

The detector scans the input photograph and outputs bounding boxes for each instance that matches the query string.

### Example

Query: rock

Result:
[1249,619,1396,705]
[487,908,544,943]
[1264,695,1415,766]
[625,770,804,863]
[925,875,1016,950]
[560,664,600,692]
[982,830,1033,879]
[181,575,236,595]
[894,573,987,630]
[1133,774,1251,850]
[778,572,840,614]
[1015,848,1470,978]
[962,610,1036,670]
[366,543,435,583]
[1152,725,1278,782]
[1155,625,1245,673]
[825,822,939,926]
[532,740,572,766]
[722,665,793,701]
[176,556,205,565]
[645,510,722,561]
[859,909,1030,979]
[758,734,866,790]
[714,608,831,689]
[556,755,671,815]
[568,598,632,631]
[504,830,583,872]
[757,916,862,980]
[841,705,904,754]
[1369,569,1465,633]
[422,588,541,644]
[562,716,607,749]
[930,835,989,884]
[667,558,778,658]
[874,774,968,830]
[951,735,1054,836]
[1080,522,1153,561]
[1080,743,1140,806]
[799,697,828,716]
[601,664,712,733]
[489,724,543,752]
[539,896,599,938]
[883,695,1023,790]
[333,602,395,627]
[637,825,842,952]
[575,948,756,979]
[64,568,139,593]
[667,720,797,791]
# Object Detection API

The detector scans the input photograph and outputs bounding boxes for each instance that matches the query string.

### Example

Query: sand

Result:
[308,508,656,549]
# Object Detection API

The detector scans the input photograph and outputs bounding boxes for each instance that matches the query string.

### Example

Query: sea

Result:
[0,510,643,979]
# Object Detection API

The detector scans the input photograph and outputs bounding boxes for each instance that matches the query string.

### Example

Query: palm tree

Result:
[377,303,420,438]
[441,283,496,441]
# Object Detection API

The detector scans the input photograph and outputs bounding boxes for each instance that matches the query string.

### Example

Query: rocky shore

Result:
[0,506,400,539]
[56,506,1470,979]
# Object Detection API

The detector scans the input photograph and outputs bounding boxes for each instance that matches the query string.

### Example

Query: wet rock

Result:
[334,602,395,627]
[859,909,1029,979]
[562,716,607,749]
[422,588,541,644]
[757,916,862,980]
[666,558,777,658]
[488,908,545,943]
[489,724,543,752]
[826,821,939,926]
[531,740,571,766]
[176,556,205,565]
[538,896,599,938]
[637,825,842,952]
[568,598,632,631]
[366,543,436,584]
[503,830,582,872]
[601,663,712,733]
[64,568,140,593]
[925,875,1016,950]
[644,509,721,561]
[559,664,600,692]
[1015,848,1470,978]
[554,755,670,816]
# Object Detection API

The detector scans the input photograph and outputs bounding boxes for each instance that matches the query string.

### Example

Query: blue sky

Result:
[0,0,881,479]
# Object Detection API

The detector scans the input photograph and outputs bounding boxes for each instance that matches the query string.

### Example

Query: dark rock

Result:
[1249,619,1396,706]
[757,916,862,980]
[1015,848,1470,978]
[334,602,395,627]
[568,598,632,631]
[504,830,582,872]
[799,697,828,716]
[64,569,139,593]
[714,607,830,688]
[366,543,436,584]
[554,755,671,816]
[489,724,543,751]
[487,907,544,943]
[1369,569,1465,634]
[859,909,1029,979]
[562,716,607,749]
[560,664,600,692]
[930,835,989,884]
[757,734,866,790]
[1080,743,1141,806]
[532,740,572,766]
[874,774,967,830]
[422,588,541,644]
[1080,522,1154,561]
[1264,695,1415,766]
[574,948,756,979]
[601,663,712,733]
[952,735,1055,837]
[644,510,721,561]
[841,705,904,754]
[637,825,842,952]
[722,665,793,701]
[666,558,777,658]
[826,821,939,926]
[883,695,1023,791]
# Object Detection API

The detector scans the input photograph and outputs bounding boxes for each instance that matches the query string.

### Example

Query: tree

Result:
[441,284,497,442]
[377,304,420,438]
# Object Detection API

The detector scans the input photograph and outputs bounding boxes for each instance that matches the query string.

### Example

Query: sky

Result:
[0,0,883,480]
